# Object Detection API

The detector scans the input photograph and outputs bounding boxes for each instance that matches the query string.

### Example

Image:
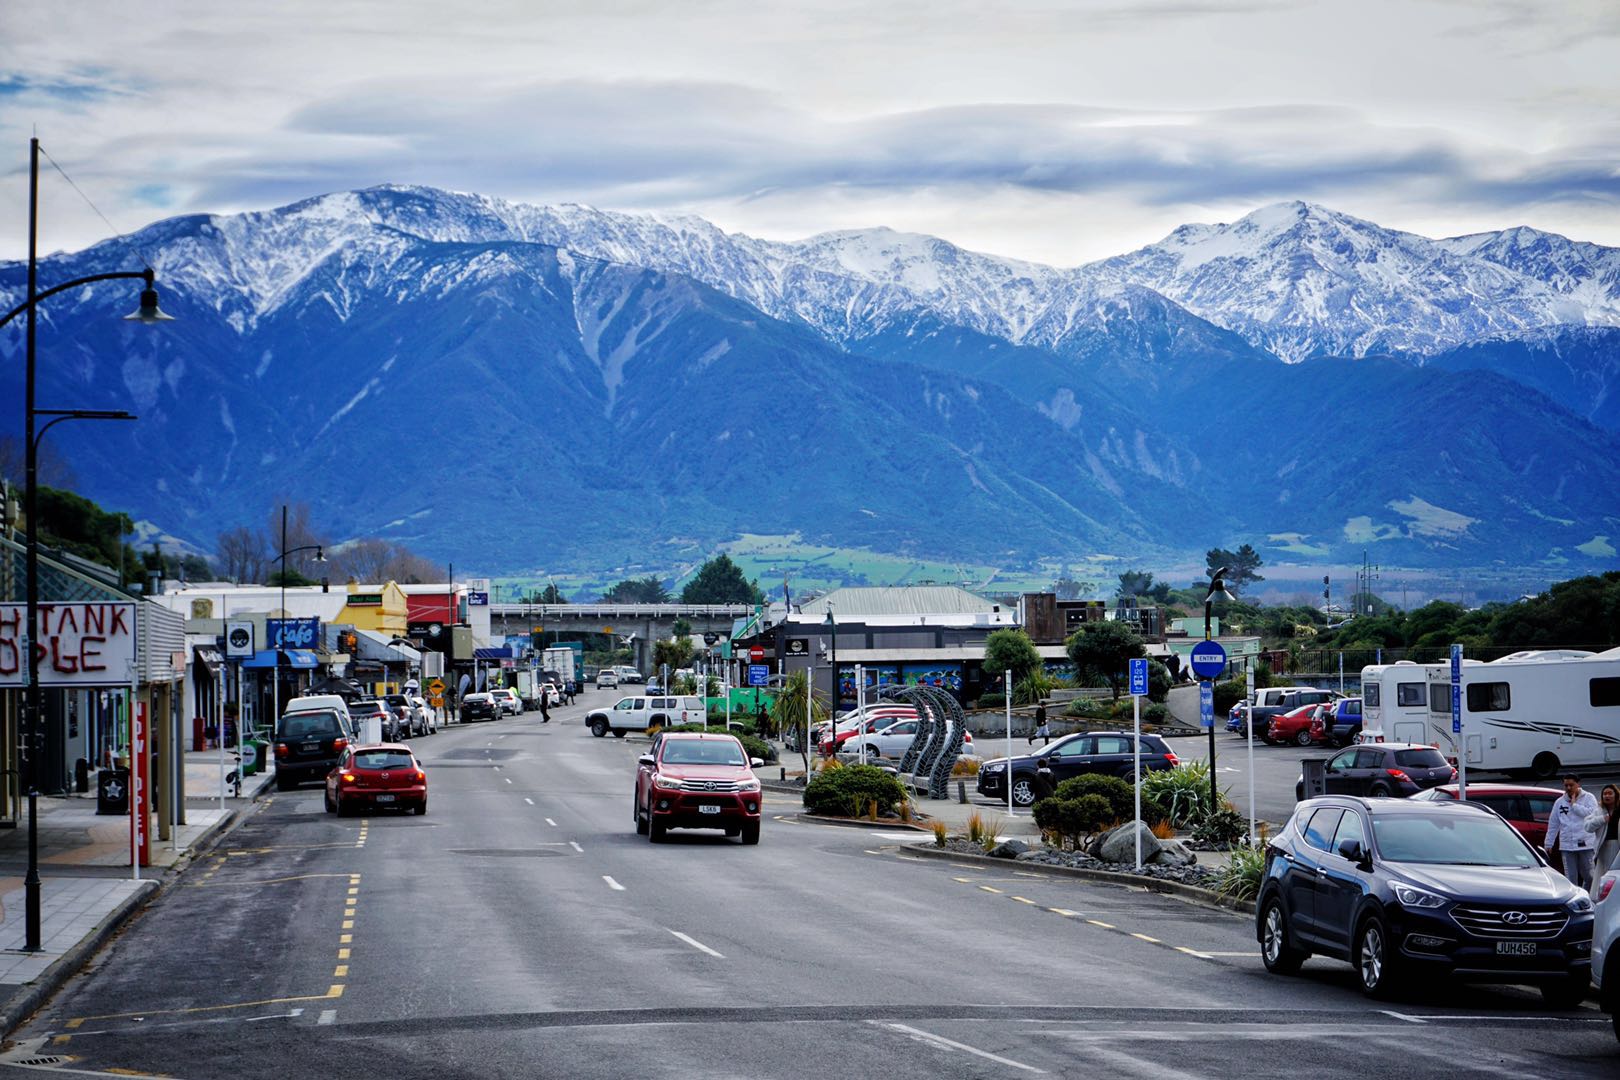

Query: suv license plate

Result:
[1495,941,1537,956]
[301,742,318,752]
[375,794,396,803]
[698,805,721,815]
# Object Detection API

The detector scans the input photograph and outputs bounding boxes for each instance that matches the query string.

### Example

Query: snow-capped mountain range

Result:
[3,185,1618,573]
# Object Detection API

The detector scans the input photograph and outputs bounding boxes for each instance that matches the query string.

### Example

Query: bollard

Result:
[779,767,786,782]
[957,780,968,804]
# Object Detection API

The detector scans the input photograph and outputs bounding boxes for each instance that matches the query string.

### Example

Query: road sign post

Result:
[1246,666,1257,845]
[1451,644,1466,800]
[1129,658,1147,869]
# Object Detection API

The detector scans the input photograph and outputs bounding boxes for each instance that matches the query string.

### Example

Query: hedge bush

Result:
[803,764,908,818]
[1032,793,1114,850]
[1051,774,1168,827]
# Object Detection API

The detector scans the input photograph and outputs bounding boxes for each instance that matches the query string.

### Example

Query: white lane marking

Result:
[545,818,558,827]
[1195,951,1255,957]
[493,765,501,770]
[1381,1010,1427,1023]
[667,929,725,958]
[569,841,583,853]
[873,832,925,840]
[524,797,534,805]
[504,777,513,784]
[878,1022,1043,1074]
[603,875,625,891]
[317,1009,337,1026]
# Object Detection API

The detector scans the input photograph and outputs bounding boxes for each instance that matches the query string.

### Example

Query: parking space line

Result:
[524,798,534,805]
[545,818,558,827]
[569,841,583,853]
[318,1010,337,1026]
[878,1023,1044,1074]
[668,930,725,958]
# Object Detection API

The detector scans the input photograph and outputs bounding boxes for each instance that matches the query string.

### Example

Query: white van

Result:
[283,694,354,729]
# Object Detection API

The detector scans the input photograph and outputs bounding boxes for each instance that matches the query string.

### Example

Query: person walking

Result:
[1029,703,1050,746]
[1547,773,1601,891]
[1586,783,1620,880]
[539,688,551,724]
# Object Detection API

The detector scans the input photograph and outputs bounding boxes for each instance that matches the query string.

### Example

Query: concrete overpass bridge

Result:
[488,604,753,672]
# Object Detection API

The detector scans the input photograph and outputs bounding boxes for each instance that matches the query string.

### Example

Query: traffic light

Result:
[1323,574,1330,601]
[531,629,544,652]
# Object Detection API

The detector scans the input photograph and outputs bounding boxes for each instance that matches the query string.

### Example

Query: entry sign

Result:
[749,645,766,663]
[747,664,770,687]
[1199,682,1215,728]
[1450,643,1463,734]
[1188,640,1227,680]
[1128,658,1149,697]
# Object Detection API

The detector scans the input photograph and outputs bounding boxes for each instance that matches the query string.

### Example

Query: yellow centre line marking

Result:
[1010,896,1036,905]
[334,965,349,977]
[66,986,349,1024]
[340,934,352,944]
[337,948,351,960]
[1131,933,1161,943]
[328,985,345,998]
[347,887,359,895]
[342,920,354,930]
[1050,908,1080,917]
[188,873,357,888]
[51,1034,71,1045]
[978,885,1003,894]
[1087,919,1115,929]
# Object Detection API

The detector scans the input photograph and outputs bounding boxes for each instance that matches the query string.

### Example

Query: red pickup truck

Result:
[634,732,764,845]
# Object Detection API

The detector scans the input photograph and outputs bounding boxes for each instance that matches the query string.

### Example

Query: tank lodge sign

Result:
[0,603,139,687]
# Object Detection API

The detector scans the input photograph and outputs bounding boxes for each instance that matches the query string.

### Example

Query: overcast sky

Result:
[3,0,1618,265]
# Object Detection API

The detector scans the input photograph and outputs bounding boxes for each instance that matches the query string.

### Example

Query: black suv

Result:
[1294,742,1456,802]
[1256,795,1593,1003]
[977,731,1179,807]
[273,708,353,790]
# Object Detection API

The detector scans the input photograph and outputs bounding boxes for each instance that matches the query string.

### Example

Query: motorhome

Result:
[1359,647,1620,778]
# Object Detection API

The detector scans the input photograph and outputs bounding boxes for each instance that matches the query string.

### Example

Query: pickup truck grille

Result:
[678,779,743,793]
[1449,906,1569,939]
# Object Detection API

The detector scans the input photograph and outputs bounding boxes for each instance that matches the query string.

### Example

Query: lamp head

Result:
[314,546,326,563]
[124,270,174,324]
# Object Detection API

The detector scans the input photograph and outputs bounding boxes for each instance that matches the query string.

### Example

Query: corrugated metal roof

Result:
[798,586,999,618]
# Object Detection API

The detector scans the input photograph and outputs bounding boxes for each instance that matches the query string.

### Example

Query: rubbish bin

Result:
[244,739,267,777]
[97,767,130,815]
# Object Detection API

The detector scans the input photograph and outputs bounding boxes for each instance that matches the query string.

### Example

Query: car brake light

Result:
[415,770,426,782]
[275,742,288,759]
[1386,768,1410,782]
[1165,752,1179,766]
[1598,874,1617,903]
[341,773,356,783]
[333,738,348,752]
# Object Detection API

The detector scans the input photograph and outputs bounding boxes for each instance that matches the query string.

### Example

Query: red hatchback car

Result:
[1408,783,1559,848]
[325,745,427,816]
[635,732,763,844]
[1266,702,1322,746]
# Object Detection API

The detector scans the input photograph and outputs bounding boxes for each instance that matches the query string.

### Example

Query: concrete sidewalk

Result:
[0,751,275,1034]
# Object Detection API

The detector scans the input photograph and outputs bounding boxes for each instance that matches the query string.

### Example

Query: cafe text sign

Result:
[0,603,139,687]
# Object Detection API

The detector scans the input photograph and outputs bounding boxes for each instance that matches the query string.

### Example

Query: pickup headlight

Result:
[1568,893,1594,914]
[1391,882,1447,909]
[653,772,684,790]
[737,779,761,792]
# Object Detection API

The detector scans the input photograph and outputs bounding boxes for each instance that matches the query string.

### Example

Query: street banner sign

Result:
[131,700,150,867]
[1450,643,1463,734]
[0,602,139,688]
[747,664,770,687]
[224,620,254,659]
[467,591,489,606]
[1188,641,1228,680]
[1199,683,1214,728]
[1128,658,1149,697]
[267,617,319,649]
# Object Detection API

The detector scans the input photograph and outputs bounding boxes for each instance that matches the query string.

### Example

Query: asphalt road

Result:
[8,688,1617,1078]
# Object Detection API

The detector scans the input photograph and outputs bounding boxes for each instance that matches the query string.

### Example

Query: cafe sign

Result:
[0,602,139,687]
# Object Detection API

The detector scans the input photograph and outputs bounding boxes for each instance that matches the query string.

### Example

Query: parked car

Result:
[1593,857,1620,1041]
[325,744,427,816]
[596,669,620,688]
[1409,783,1559,848]
[645,681,667,696]
[633,732,763,843]
[490,688,523,716]
[384,692,428,737]
[978,731,1179,807]
[844,717,975,763]
[616,666,645,684]
[820,706,917,755]
[1256,795,1593,1003]
[586,695,707,738]
[1267,702,1326,746]
[273,707,353,791]
[1294,743,1456,801]
[347,699,391,739]
[408,692,437,734]
[460,692,500,722]
[1246,687,1342,739]
[1308,698,1363,747]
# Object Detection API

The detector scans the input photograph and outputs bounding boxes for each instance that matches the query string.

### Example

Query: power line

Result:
[36,142,155,270]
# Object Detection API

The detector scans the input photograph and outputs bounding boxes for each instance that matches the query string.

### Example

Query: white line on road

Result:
[878,1022,1043,1074]
[504,777,513,784]
[545,818,558,827]
[524,797,534,805]
[569,841,583,852]
[873,832,924,840]
[667,929,725,958]
[1381,1011,1427,1023]
[317,1009,337,1026]
[603,876,625,891]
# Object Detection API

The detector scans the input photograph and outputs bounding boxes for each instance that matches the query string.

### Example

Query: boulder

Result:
[1096,821,1162,865]
[990,839,1032,859]
[1149,839,1198,867]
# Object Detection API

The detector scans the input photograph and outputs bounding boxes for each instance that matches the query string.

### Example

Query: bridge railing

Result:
[488,603,754,619]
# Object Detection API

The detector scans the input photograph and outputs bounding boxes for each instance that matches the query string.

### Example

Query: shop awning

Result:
[194,646,224,673]
[240,649,319,670]
[474,647,512,660]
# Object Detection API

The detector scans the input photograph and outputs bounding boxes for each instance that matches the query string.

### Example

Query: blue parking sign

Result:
[1199,683,1214,728]
[1129,658,1149,697]
[747,664,770,687]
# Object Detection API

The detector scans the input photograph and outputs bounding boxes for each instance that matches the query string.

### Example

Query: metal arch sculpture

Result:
[911,692,947,780]
[891,685,966,799]
[918,686,968,800]
[895,687,936,777]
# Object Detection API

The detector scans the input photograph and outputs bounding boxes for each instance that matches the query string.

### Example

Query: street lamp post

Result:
[1203,567,1238,816]
[6,137,171,952]
[271,504,325,734]
[823,606,837,746]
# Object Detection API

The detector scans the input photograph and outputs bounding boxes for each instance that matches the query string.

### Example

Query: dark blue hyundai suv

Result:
[1256,795,1593,1003]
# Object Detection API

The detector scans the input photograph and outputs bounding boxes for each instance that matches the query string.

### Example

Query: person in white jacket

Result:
[1546,773,1600,891]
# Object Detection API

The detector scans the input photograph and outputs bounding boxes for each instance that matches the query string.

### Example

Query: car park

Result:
[490,688,523,715]
[979,731,1179,807]
[1256,795,1593,1003]
[273,706,353,790]
[1294,743,1456,802]
[325,744,427,816]
[460,692,500,722]
[1409,783,1559,848]
[633,732,763,843]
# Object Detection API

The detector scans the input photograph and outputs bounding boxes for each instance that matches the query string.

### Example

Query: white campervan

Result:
[1360,647,1620,778]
